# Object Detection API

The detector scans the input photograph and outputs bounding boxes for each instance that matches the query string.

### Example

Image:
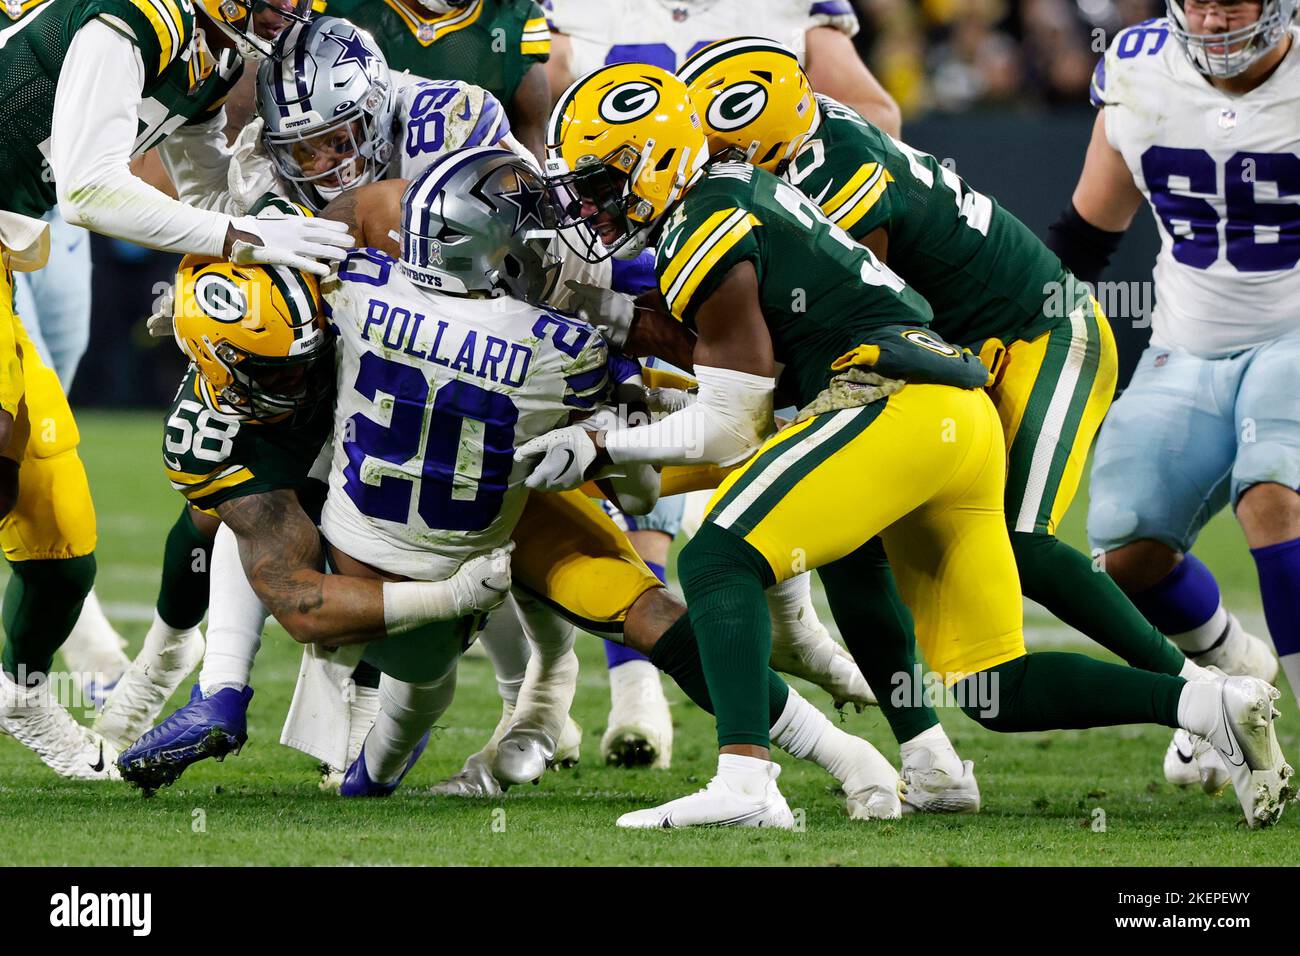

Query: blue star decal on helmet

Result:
[499,176,550,234]
[326,29,375,72]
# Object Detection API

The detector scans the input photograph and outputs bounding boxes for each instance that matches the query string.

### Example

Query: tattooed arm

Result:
[217,489,511,644]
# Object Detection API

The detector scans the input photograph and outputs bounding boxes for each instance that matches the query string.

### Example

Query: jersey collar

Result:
[381,0,484,47]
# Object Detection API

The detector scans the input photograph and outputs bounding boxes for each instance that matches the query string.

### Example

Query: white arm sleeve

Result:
[603,364,775,467]
[51,19,230,255]
[157,108,242,213]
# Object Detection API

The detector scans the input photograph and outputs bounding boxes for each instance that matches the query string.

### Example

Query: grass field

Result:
[1,410,1298,866]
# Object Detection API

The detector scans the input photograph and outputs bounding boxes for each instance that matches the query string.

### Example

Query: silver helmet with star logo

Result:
[256,16,397,211]
[399,147,561,303]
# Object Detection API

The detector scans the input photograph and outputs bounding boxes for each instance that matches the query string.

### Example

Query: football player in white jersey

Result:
[543,0,901,135]
[1048,0,1300,787]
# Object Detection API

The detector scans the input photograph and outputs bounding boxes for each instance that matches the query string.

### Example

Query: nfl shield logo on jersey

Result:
[418,22,435,42]
[672,6,688,21]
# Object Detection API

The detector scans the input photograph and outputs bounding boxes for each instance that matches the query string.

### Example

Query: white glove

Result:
[227,118,280,217]
[229,211,353,277]
[382,544,514,634]
[514,425,599,492]
[448,545,514,614]
[563,280,636,348]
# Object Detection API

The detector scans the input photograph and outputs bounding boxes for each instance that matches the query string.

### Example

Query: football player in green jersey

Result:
[315,0,552,157]
[677,37,1221,790]
[0,0,351,780]
[524,63,1294,830]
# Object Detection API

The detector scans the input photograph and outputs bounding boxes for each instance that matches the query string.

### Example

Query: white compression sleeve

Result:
[199,523,268,693]
[365,667,458,784]
[382,579,468,635]
[602,364,775,467]
[476,594,532,706]
[157,108,242,214]
[50,20,230,255]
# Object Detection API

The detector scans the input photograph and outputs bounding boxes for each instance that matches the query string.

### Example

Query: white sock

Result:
[717,752,773,798]
[770,688,895,792]
[476,606,531,707]
[1178,658,1215,682]
[765,572,828,641]
[60,590,128,675]
[1169,604,1229,654]
[1176,678,1222,738]
[365,666,457,785]
[198,524,266,694]
[898,722,964,777]
[508,592,578,744]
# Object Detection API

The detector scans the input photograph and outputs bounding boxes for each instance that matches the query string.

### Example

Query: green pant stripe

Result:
[1007,303,1101,533]
[705,412,840,522]
[722,402,885,539]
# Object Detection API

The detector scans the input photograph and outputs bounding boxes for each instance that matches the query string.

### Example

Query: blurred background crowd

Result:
[853,0,1163,115]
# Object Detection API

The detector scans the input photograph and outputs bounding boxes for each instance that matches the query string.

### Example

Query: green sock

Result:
[1011,531,1185,675]
[649,612,790,726]
[818,539,940,744]
[678,524,779,748]
[2,553,96,684]
[957,652,1184,732]
[155,507,214,630]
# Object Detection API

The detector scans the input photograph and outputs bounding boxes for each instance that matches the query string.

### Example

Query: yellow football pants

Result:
[511,487,663,636]
[0,256,96,562]
[703,384,1026,681]
[989,296,1118,536]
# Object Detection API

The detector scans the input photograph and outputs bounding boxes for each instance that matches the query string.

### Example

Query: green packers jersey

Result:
[319,0,548,106]
[0,0,243,218]
[163,368,332,513]
[655,161,962,409]
[787,95,1078,348]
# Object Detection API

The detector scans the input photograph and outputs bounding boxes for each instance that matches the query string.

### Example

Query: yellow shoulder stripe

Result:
[659,208,739,294]
[168,465,254,498]
[127,0,187,73]
[382,0,483,46]
[521,15,549,53]
[822,163,892,234]
[662,208,760,318]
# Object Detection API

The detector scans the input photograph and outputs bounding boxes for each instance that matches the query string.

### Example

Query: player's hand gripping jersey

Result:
[1092,18,1300,356]
[321,247,609,580]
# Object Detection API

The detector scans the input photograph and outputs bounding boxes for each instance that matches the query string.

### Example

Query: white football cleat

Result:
[93,625,205,750]
[617,762,795,829]
[846,784,903,820]
[1202,676,1294,828]
[319,684,381,792]
[601,660,672,769]
[555,715,583,768]
[1163,729,1202,788]
[1,675,121,780]
[900,750,981,814]
[1192,614,1278,683]
[429,749,504,797]
[1163,729,1231,795]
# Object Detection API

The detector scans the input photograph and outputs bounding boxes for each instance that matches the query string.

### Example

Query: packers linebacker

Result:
[676,38,1236,789]
[523,63,1294,829]
[116,253,513,794]
[0,0,352,778]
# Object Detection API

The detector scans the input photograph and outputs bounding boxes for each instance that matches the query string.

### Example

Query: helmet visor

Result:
[264,113,385,209]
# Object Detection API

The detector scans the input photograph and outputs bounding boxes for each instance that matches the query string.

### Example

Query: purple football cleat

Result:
[117,684,253,796]
[340,732,431,798]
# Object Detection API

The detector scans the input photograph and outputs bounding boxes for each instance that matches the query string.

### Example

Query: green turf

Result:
[1,411,1297,866]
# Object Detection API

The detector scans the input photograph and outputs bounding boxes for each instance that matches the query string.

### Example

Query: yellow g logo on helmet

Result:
[679,37,818,173]
[545,63,708,261]
[173,255,329,420]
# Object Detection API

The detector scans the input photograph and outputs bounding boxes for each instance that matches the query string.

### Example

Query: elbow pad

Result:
[1046,203,1124,285]
[604,364,775,467]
